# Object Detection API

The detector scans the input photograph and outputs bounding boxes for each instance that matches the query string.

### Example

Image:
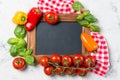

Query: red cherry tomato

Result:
[44,66,54,76]
[12,57,26,70]
[84,56,96,68]
[62,55,72,66]
[44,11,58,24]
[77,66,88,76]
[65,66,76,76]
[55,67,65,75]
[39,56,49,67]
[72,54,84,66]
[50,53,61,65]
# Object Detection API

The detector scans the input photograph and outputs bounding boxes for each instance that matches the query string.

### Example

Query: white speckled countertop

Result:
[0,0,120,80]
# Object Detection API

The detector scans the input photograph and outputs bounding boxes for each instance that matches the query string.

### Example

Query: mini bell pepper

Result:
[80,33,98,52]
[12,11,27,25]
[25,7,42,31]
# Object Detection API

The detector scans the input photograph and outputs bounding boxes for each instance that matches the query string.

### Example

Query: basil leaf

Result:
[78,20,89,27]
[14,25,26,38]
[25,55,35,66]
[72,1,83,11]
[83,10,90,16]
[25,49,32,55]
[16,38,26,49]
[90,24,100,32]
[7,38,19,45]
[77,14,84,21]
[17,47,26,53]
[84,14,97,23]
[10,45,17,57]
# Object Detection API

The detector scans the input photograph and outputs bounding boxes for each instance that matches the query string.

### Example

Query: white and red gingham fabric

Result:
[37,0,110,76]
[90,32,110,76]
[37,0,84,14]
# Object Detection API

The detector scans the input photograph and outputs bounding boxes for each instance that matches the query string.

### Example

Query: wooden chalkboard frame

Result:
[27,14,90,62]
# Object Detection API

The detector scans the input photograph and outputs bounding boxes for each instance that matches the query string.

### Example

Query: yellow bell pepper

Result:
[12,11,27,25]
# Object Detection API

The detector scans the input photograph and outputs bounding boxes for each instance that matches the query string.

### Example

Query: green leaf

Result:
[84,14,97,23]
[83,10,90,16]
[18,51,26,57]
[14,25,26,38]
[25,49,32,55]
[18,49,32,57]
[17,47,26,53]
[25,55,35,66]
[90,24,100,32]
[72,1,83,11]
[78,20,89,27]
[77,14,84,21]
[10,45,17,57]
[7,38,19,45]
[16,38,26,49]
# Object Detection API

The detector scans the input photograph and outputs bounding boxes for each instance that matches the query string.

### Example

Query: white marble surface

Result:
[0,0,120,80]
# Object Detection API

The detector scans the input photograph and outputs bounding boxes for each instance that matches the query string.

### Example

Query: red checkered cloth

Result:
[37,0,84,14]
[37,0,110,76]
[90,32,110,76]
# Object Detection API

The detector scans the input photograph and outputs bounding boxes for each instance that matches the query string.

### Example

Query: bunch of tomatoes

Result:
[39,53,96,76]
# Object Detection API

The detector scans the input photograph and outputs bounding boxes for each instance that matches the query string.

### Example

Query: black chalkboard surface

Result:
[36,22,82,55]
[27,14,90,62]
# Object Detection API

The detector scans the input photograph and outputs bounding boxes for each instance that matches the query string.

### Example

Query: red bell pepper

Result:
[25,7,42,31]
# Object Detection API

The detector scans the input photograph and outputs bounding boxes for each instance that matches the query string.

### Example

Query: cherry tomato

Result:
[50,53,61,65]
[12,57,26,70]
[72,54,84,66]
[65,66,76,76]
[55,67,65,75]
[84,56,96,68]
[62,55,72,66]
[77,66,88,76]
[25,22,35,31]
[44,11,58,24]
[44,66,55,76]
[39,56,49,67]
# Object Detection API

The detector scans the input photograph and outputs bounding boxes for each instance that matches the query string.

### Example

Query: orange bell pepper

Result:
[80,33,98,52]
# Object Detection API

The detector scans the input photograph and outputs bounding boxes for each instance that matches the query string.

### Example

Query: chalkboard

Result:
[27,14,90,62]
[36,22,82,55]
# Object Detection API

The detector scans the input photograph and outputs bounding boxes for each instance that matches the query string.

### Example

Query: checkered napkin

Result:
[90,32,110,76]
[37,0,110,76]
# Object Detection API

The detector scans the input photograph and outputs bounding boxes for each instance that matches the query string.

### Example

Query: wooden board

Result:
[27,14,90,62]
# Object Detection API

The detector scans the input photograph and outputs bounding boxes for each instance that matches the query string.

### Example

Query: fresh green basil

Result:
[84,14,97,23]
[90,24,100,32]
[14,25,26,38]
[78,20,89,27]
[72,1,83,11]
[83,10,90,16]
[77,14,84,21]
[25,55,35,66]
[7,38,19,45]
[10,45,17,57]
[16,38,26,49]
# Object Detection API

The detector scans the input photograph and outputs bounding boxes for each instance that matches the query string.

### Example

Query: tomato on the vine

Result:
[12,57,26,70]
[44,11,58,24]
[50,53,61,65]
[44,66,55,76]
[55,67,65,75]
[62,55,72,66]
[77,66,88,76]
[84,56,96,68]
[65,66,76,76]
[72,54,84,66]
[39,56,49,67]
